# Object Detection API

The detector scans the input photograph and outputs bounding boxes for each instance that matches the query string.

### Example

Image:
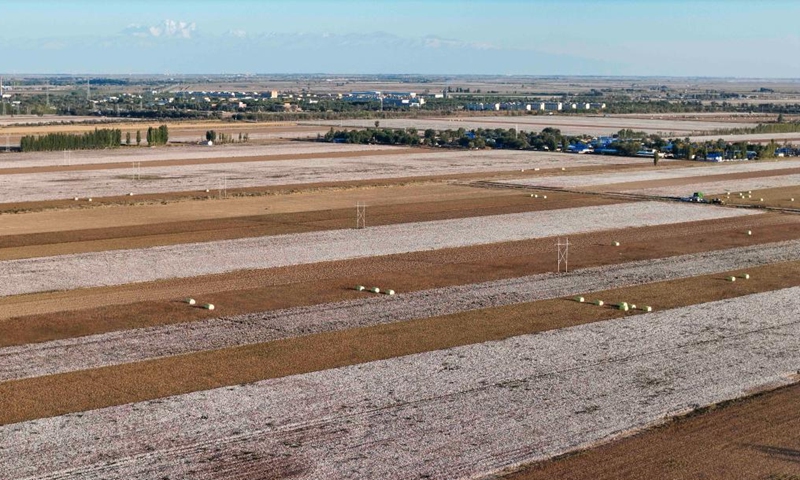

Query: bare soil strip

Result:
[1,260,798,427]
[2,212,796,342]
[501,382,800,480]
[3,288,799,479]
[0,202,756,297]
[3,240,799,382]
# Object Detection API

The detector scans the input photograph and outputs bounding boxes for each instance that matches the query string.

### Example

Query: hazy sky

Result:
[1,0,798,77]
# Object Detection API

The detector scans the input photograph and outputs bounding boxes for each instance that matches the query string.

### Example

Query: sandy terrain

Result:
[3,288,799,479]
[0,202,759,297]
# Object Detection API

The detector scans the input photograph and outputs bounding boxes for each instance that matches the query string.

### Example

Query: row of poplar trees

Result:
[20,128,123,152]
[19,125,169,152]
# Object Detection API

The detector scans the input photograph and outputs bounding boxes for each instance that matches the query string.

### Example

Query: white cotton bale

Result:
[534,168,540,171]
[791,198,795,202]
[205,189,210,193]
[534,194,539,198]
[542,195,547,199]
[186,298,196,305]
[644,306,653,312]
[594,300,604,306]
[574,296,585,303]
[371,287,380,294]
[747,190,752,194]
[355,285,365,291]
[630,304,637,310]
[742,273,750,280]
[760,198,764,202]
[561,167,566,171]
[530,194,535,197]
[613,241,620,247]
[128,192,134,196]
[386,289,395,296]
[727,276,736,282]
[521,169,525,172]
[619,304,629,312]
[204,303,215,310]
[747,230,752,236]
[87,198,92,202]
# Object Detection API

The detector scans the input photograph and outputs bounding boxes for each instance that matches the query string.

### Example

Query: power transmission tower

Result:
[557,237,570,273]
[356,202,366,229]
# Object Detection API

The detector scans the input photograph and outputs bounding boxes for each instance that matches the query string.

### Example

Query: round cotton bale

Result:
[747,230,752,236]
[747,190,752,194]
[727,276,736,282]
[186,298,196,305]
[534,168,540,171]
[371,287,380,294]
[748,195,752,199]
[205,189,210,193]
[542,195,547,199]
[530,194,535,197]
[613,241,620,247]
[630,304,637,310]
[760,198,764,202]
[594,300,604,306]
[791,198,795,202]
[534,194,539,198]
[204,303,215,310]
[644,306,653,312]
[87,198,93,202]
[128,192,134,196]
[520,169,525,172]
[386,289,395,296]
[355,285,365,291]
[574,296,585,303]
[742,273,750,280]
[619,304,629,312]
[561,167,566,171]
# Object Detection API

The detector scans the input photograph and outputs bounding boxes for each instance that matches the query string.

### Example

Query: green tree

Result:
[136,130,141,146]
[126,132,131,145]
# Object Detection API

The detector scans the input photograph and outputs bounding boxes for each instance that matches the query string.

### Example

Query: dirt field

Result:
[1,137,799,479]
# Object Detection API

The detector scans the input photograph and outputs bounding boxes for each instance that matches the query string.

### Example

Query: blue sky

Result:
[1,0,798,76]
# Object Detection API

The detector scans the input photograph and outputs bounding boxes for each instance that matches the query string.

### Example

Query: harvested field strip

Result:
[505,382,800,480]
[0,147,425,175]
[505,159,800,190]
[623,173,800,197]
[0,149,654,204]
[0,161,686,214]
[589,168,800,193]
[2,211,796,339]
[1,259,798,426]
[0,202,758,297]
[4,239,800,381]
[0,142,398,169]
[3,288,800,479]
[0,191,622,260]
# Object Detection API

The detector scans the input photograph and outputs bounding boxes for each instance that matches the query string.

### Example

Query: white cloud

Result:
[123,20,196,39]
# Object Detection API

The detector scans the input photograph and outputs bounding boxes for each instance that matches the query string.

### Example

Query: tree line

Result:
[20,128,123,152]
[146,125,169,146]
